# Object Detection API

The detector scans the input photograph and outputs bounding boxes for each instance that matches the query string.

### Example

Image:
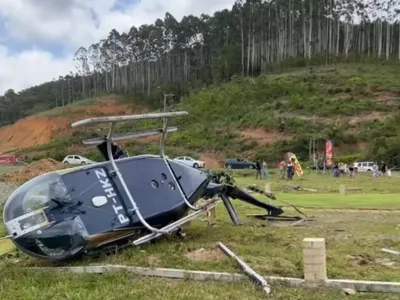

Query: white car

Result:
[62,155,96,165]
[353,161,376,172]
[173,156,205,168]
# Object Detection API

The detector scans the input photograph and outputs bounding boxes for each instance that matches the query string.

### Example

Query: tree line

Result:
[0,0,399,126]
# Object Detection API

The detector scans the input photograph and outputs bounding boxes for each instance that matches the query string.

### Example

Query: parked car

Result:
[224,158,256,169]
[353,161,376,172]
[62,155,96,165]
[390,165,400,172]
[173,156,205,168]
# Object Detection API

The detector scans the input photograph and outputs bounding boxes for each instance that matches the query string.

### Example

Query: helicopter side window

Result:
[22,183,51,213]
[3,173,73,223]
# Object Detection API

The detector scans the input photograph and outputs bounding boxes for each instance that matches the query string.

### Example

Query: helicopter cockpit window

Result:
[3,172,90,260]
[3,172,71,222]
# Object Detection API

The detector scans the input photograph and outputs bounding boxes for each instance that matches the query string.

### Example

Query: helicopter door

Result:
[60,166,131,236]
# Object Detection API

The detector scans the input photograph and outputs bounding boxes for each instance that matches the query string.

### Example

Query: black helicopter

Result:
[2,111,299,262]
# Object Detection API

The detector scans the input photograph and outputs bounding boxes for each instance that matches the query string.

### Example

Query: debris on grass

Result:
[302,188,318,192]
[147,255,162,267]
[381,248,400,256]
[0,159,66,185]
[342,288,357,295]
[185,248,225,262]
[218,242,271,295]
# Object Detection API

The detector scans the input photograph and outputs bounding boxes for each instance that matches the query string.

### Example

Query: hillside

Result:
[1,63,400,167]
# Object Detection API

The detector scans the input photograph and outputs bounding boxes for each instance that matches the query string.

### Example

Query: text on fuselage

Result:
[95,168,129,224]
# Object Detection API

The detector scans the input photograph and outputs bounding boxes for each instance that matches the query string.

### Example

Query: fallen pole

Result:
[381,248,400,256]
[217,242,271,295]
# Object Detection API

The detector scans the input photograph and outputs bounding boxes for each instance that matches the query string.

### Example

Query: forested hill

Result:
[1,0,400,127]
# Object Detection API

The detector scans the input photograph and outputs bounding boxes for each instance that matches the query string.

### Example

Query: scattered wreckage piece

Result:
[381,248,400,256]
[245,185,313,226]
[218,242,271,295]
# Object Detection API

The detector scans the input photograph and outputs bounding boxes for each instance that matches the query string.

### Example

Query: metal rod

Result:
[158,96,199,211]
[133,199,220,246]
[218,242,271,295]
[220,194,241,225]
[105,123,168,234]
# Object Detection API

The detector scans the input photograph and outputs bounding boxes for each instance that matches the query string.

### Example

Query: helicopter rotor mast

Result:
[71,109,207,241]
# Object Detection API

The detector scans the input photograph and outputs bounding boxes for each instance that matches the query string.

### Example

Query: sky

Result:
[0,0,235,95]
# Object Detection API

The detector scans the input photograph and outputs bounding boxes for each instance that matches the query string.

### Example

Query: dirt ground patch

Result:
[374,92,400,106]
[0,117,70,154]
[147,255,162,267]
[0,159,66,185]
[241,129,294,145]
[0,98,148,155]
[185,248,225,262]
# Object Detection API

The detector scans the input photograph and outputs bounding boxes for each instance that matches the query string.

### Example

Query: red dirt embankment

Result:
[0,98,145,155]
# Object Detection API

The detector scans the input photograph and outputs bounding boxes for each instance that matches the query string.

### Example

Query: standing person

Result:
[348,164,354,177]
[372,163,379,178]
[255,160,262,180]
[387,166,392,178]
[279,160,286,179]
[287,160,294,180]
[333,162,340,178]
[381,162,387,176]
[262,161,268,179]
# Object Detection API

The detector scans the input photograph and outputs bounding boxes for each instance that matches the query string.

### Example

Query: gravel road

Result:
[0,182,18,205]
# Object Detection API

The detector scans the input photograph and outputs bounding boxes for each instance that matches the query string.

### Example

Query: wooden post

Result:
[303,238,327,287]
[339,185,346,195]
[264,183,272,193]
[208,207,216,225]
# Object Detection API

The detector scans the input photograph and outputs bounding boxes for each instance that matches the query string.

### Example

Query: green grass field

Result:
[1,167,400,299]
[3,267,400,300]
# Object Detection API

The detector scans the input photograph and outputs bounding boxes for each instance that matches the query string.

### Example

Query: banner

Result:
[325,140,334,167]
[285,152,303,176]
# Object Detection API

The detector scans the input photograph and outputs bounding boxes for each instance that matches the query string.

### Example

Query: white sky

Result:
[0,0,235,95]
[0,0,397,95]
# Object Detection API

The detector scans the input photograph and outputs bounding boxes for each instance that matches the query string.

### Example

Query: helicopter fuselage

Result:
[3,155,211,261]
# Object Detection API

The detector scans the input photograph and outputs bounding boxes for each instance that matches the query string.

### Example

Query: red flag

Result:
[325,140,334,167]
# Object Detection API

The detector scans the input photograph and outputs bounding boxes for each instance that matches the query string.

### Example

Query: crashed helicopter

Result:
[2,110,303,262]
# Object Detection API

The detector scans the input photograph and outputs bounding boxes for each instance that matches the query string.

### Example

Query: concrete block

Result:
[265,183,272,193]
[304,255,326,265]
[303,238,327,283]
[303,249,326,257]
[303,238,326,249]
[339,185,346,195]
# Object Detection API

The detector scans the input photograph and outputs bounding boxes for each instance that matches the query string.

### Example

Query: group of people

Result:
[255,161,269,179]
[254,158,296,180]
[372,162,392,178]
[332,162,357,178]
[278,158,296,180]
[332,161,392,178]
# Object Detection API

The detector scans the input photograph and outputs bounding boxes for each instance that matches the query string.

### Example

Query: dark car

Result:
[390,165,400,172]
[224,158,256,169]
